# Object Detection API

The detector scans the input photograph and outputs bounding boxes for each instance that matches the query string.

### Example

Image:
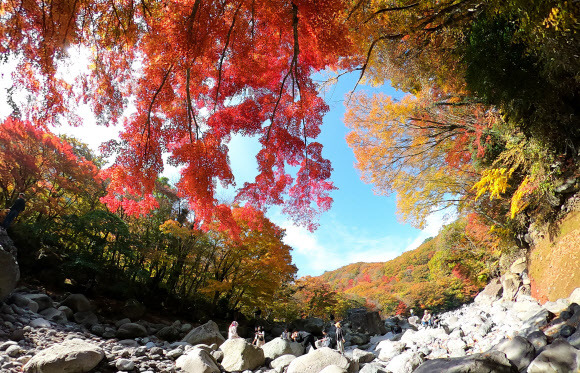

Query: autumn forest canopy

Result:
[0,0,579,319]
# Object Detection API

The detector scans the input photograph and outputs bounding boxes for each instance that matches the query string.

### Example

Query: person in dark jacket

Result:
[291,330,317,351]
[2,193,26,229]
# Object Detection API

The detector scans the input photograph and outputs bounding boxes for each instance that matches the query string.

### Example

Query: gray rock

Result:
[509,258,527,275]
[386,351,423,373]
[474,278,503,305]
[270,354,296,373]
[352,348,375,364]
[176,348,220,373]
[74,311,99,327]
[59,294,92,313]
[494,336,535,372]
[262,337,303,360]
[219,338,265,372]
[414,350,518,373]
[567,328,580,348]
[156,325,181,341]
[23,294,53,312]
[560,325,575,338]
[291,317,326,335]
[182,320,225,347]
[0,241,20,301]
[116,322,148,339]
[167,348,183,360]
[29,318,51,328]
[115,317,131,327]
[6,344,22,357]
[376,340,405,361]
[359,362,389,373]
[527,339,580,373]
[39,307,67,323]
[58,305,73,319]
[346,308,388,336]
[22,338,104,373]
[116,358,135,371]
[286,347,357,373]
[521,308,553,335]
[527,330,548,350]
[501,273,522,301]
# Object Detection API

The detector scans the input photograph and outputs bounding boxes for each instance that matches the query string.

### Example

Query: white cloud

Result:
[278,219,408,277]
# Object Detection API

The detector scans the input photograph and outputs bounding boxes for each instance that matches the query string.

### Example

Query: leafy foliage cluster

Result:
[345,0,580,242]
[318,216,499,315]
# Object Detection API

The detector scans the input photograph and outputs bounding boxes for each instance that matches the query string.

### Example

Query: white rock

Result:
[22,338,104,373]
[176,348,220,373]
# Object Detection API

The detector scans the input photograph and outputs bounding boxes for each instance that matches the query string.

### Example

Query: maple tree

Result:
[1,0,361,231]
[0,118,102,221]
[344,88,497,228]
[199,205,297,313]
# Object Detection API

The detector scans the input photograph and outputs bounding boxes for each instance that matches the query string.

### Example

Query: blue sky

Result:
[0,60,447,278]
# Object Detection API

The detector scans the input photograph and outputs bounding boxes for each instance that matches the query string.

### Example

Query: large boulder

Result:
[386,351,424,373]
[156,325,181,341]
[286,347,358,373]
[376,340,405,361]
[175,347,220,373]
[0,244,19,301]
[346,308,387,336]
[527,339,580,373]
[494,336,535,372]
[352,348,375,364]
[414,350,518,373]
[219,337,265,372]
[182,320,226,347]
[60,294,92,313]
[116,322,148,339]
[262,337,303,359]
[474,278,503,305]
[291,317,326,335]
[22,338,104,373]
[501,272,522,301]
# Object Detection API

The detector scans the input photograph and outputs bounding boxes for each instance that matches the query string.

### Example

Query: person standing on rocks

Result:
[421,310,432,328]
[335,322,345,354]
[2,193,26,229]
[228,321,239,339]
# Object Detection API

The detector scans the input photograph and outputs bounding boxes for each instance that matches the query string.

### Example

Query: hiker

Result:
[335,322,345,354]
[421,310,432,328]
[316,330,331,348]
[2,193,26,229]
[228,321,239,339]
[253,326,265,347]
[281,328,290,340]
[291,330,317,351]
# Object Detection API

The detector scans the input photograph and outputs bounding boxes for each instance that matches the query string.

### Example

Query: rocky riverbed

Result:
[0,283,579,373]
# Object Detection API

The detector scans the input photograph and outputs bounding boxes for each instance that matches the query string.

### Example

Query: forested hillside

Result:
[318,216,499,315]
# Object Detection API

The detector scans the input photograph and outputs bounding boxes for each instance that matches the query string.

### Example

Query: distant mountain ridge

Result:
[314,219,496,316]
